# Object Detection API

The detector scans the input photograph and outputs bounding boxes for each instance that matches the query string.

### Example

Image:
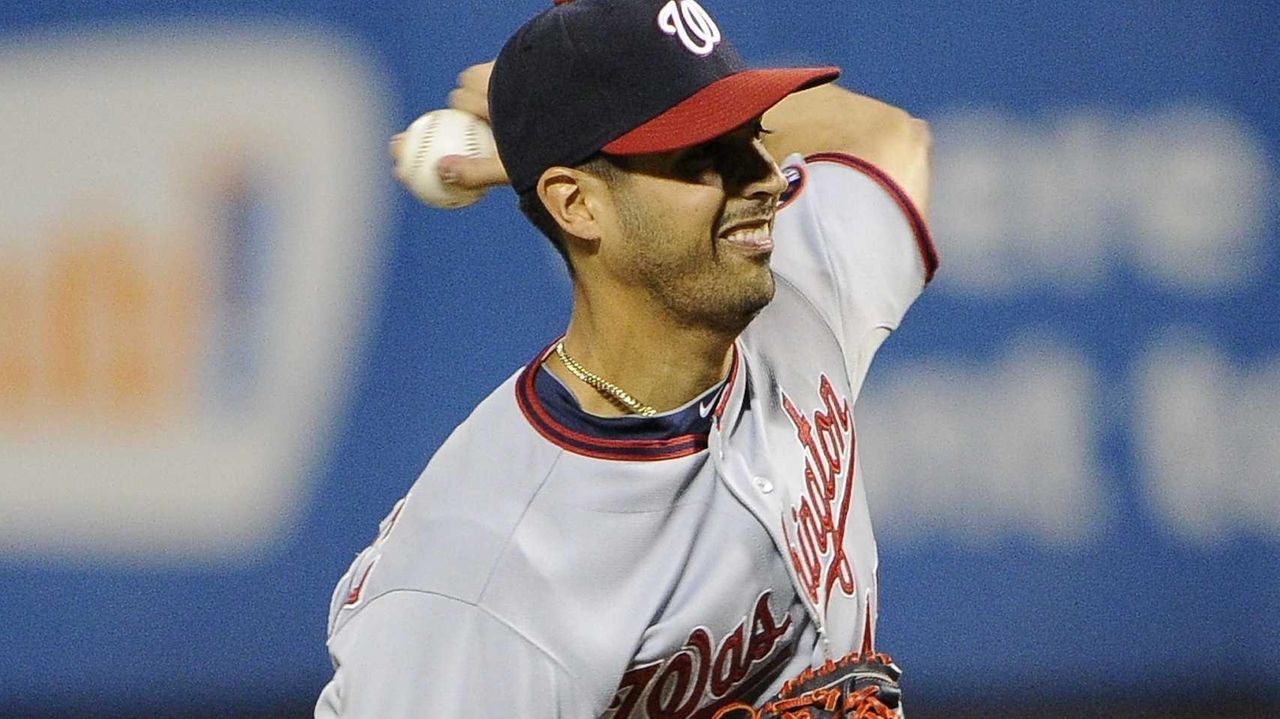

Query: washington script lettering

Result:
[781,375,857,609]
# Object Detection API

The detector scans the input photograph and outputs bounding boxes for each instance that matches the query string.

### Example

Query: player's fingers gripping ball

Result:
[395,108,498,209]
[712,651,903,719]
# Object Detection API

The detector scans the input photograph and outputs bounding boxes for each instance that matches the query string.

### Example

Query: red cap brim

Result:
[602,66,840,155]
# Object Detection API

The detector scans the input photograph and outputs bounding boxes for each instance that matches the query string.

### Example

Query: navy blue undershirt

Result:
[534,365,726,442]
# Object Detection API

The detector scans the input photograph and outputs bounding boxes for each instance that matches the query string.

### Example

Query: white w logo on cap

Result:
[657,0,722,56]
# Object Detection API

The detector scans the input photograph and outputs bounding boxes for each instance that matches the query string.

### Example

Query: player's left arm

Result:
[761,84,937,395]
[760,83,931,217]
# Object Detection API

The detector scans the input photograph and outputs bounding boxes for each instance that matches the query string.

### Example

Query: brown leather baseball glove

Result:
[712,651,903,719]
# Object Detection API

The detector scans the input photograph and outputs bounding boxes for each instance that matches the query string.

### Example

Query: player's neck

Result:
[547,294,736,417]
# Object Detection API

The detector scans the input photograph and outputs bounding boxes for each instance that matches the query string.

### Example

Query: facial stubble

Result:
[615,193,776,335]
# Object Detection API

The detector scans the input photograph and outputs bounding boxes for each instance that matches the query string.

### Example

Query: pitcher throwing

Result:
[317,0,937,716]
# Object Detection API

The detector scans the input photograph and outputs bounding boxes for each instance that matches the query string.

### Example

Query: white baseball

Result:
[397,108,497,209]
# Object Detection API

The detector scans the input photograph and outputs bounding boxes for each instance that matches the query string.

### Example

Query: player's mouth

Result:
[718,216,774,255]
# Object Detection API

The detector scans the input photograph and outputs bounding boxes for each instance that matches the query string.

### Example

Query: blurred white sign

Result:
[1137,331,1280,543]
[859,103,1278,548]
[930,106,1272,296]
[858,337,1108,547]
[0,26,390,563]
[860,331,1280,547]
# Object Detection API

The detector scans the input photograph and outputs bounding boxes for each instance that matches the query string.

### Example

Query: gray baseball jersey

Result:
[315,152,937,719]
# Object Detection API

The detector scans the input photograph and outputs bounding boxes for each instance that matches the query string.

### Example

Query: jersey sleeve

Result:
[770,152,938,390]
[315,590,590,719]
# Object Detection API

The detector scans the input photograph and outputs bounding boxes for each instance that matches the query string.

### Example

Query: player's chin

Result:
[729,265,776,312]
[703,277,774,333]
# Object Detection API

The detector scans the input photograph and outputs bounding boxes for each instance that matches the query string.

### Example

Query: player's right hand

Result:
[388,61,509,194]
[447,61,494,122]
[440,61,508,188]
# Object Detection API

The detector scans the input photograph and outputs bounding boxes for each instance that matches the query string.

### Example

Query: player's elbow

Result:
[883,111,930,162]
[904,116,932,177]
[850,107,928,170]
[869,111,929,166]
[908,116,931,157]
[875,113,932,217]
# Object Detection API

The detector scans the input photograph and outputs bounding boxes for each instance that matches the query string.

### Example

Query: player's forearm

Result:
[761,83,931,215]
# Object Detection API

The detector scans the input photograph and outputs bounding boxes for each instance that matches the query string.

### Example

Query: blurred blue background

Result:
[0,1,1276,717]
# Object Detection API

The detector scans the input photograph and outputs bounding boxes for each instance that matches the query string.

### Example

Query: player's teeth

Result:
[727,226,766,243]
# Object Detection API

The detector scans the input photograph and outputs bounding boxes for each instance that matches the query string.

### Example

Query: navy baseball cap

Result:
[489,0,840,194]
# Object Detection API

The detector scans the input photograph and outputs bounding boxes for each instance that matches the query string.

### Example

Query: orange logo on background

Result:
[0,27,390,562]
[0,154,269,433]
[0,213,205,431]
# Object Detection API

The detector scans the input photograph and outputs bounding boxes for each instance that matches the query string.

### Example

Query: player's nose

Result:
[757,155,787,198]
[727,140,787,201]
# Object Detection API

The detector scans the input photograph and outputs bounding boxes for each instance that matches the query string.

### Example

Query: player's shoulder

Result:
[396,368,566,569]
[772,150,938,294]
[332,369,564,619]
[430,364,564,478]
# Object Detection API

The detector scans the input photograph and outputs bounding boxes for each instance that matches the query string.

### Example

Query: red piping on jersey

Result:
[519,348,706,447]
[803,152,939,284]
[342,562,375,607]
[515,339,722,461]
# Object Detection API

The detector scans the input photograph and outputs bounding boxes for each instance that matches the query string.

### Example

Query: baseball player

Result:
[316,0,936,717]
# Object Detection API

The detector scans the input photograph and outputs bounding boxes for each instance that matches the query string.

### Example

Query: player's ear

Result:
[537,166,606,246]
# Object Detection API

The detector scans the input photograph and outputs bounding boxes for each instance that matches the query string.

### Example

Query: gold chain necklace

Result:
[554,341,657,417]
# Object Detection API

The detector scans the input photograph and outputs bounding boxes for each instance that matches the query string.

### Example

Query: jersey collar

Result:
[515,339,742,462]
